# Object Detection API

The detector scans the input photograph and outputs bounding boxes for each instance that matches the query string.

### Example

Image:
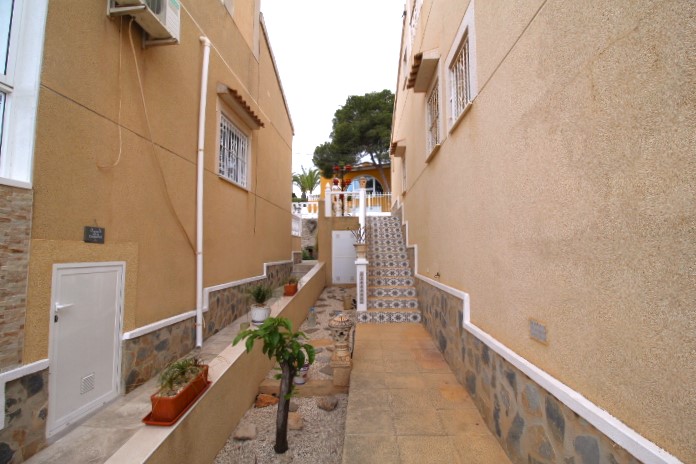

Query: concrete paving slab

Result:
[397,436,462,464]
[343,322,511,464]
[392,408,446,436]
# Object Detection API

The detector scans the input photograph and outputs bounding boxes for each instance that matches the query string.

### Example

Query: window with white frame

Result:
[446,1,477,130]
[426,79,440,154]
[0,0,49,186]
[1,0,17,159]
[218,113,249,188]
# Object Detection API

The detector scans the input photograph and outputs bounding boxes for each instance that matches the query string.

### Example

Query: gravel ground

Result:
[213,395,348,464]
[214,286,355,464]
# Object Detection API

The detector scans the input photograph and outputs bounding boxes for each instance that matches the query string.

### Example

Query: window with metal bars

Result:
[426,80,440,154]
[218,113,249,188]
[449,34,470,123]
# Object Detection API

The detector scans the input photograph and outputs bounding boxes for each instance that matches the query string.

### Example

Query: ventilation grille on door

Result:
[80,373,96,395]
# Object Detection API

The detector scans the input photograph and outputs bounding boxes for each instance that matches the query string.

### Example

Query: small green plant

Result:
[247,283,274,305]
[286,275,298,285]
[157,357,204,397]
[301,248,311,260]
[233,317,315,454]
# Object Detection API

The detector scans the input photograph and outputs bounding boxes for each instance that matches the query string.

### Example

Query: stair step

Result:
[369,239,406,247]
[368,267,412,276]
[367,253,408,262]
[367,245,406,253]
[368,296,419,310]
[369,231,404,237]
[357,310,421,324]
[369,260,410,268]
[368,286,417,298]
[368,277,415,287]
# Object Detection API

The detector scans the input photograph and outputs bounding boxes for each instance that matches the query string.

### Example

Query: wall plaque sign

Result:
[83,226,105,244]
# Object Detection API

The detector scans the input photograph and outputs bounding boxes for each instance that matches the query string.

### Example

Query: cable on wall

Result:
[126,18,195,252]
[97,16,124,169]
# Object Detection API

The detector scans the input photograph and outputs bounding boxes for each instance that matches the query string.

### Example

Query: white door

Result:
[47,262,125,438]
[332,231,357,284]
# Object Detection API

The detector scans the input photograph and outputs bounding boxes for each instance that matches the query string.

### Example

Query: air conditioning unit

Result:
[108,0,180,45]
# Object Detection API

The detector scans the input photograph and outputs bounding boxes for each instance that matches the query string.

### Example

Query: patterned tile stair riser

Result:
[368,277,415,286]
[368,253,409,261]
[357,311,421,323]
[368,268,412,277]
[367,298,419,309]
[362,216,420,323]
[368,287,417,298]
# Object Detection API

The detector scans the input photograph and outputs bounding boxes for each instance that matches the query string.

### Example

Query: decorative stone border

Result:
[0,369,48,462]
[0,185,32,370]
[416,277,645,464]
[122,261,293,393]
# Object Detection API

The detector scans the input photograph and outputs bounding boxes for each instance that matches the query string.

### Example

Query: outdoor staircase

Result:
[358,216,421,323]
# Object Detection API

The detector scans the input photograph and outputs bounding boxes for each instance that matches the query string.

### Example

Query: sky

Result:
[260,0,405,191]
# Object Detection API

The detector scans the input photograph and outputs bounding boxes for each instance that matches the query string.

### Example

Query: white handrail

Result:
[321,190,392,218]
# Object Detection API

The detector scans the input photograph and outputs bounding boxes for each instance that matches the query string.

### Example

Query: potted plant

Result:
[234,317,315,454]
[283,276,299,296]
[248,283,274,325]
[144,357,209,425]
[350,226,367,257]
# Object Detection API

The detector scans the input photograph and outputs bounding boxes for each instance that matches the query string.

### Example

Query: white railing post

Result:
[356,256,368,311]
[359,187,366,229]
[324,184,332,218]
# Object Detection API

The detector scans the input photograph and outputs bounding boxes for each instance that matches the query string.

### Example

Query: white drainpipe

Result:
[196,36,211,348]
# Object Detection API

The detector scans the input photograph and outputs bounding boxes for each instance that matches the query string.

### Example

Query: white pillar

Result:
[324,184,332,218]
[359,187,366,229]
[355,257,368,312]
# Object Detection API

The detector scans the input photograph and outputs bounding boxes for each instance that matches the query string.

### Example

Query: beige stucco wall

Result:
[27,0,294,358]
[393,0,695,461]
[23,240,138,362]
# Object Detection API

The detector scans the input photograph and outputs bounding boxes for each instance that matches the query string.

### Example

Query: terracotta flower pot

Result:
[354,243,367,258]
[149,365,209,424]
[284,283,298,296]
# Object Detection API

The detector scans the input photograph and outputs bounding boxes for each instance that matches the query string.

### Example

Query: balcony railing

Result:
[290,190,391,220]
[291,200,320,218]
[291,214,301,237]
[325,191,392,218]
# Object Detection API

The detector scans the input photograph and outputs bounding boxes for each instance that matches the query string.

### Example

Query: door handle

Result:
[55,303,74,312]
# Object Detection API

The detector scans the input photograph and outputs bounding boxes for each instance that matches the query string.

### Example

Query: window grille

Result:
[218,114,248,188]
[426,81,439,153]
[449,34,470,122]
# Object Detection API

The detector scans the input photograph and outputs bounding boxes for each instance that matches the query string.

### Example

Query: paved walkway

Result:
[343,323,511,464]
[26,288,510,463]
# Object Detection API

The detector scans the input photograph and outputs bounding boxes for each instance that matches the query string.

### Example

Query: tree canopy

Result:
[312,90,394,189]
[292,166,321,200]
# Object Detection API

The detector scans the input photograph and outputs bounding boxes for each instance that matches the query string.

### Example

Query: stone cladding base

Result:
[416,277,642,464]
[122,261,293,393]
[0,370,49,463]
